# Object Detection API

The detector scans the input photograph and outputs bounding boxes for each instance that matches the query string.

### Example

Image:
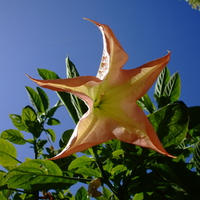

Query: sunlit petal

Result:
[50,109,117,160]
[85,18,128,83]
[28,19,174,159]
[26,74,101,105]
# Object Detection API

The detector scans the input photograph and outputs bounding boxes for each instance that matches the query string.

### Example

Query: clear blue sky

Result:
[0,0,200,166]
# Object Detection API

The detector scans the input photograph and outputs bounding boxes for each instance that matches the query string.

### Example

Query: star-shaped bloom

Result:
[27,19,174,160]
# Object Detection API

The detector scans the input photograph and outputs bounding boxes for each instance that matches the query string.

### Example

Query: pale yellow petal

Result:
[49,108,117,160]
[26,75,101,104]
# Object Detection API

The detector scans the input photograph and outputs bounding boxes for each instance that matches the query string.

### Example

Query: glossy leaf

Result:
[102,187,113,199]
[76,167,101,177]
[151,159,200,199]
[154,66,170,99]
[9,114,26,131]
[149,102,188,148]
[133,193,144,200]
[0,138,19,166]
[37,68,60,80]
[1,129,26,145]
[112,149,124,158]
[21,106,41,137]
[137,94,156,113]
[111,165,127,175]
[68,156,95,170]
[45,129,56,142]
[194,141,200,174]
[25,86,44,113]
[36,87,49,111]
[163,72,181,103]
[154,68,181,108]
[59,129,74,149]
[5,159,77,190]
[47,118,60,125]
[188,106,200,129]
[66,56,88,119]
[46,100,62,118]
[0,171,9,200]
[66,56,80,78]
[75,187,89,200]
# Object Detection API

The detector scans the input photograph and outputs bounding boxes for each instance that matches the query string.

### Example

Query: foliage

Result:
[1,59,200,199]
[184,0,200,10]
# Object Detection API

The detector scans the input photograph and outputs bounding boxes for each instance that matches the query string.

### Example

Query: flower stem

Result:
[92,146,118,197]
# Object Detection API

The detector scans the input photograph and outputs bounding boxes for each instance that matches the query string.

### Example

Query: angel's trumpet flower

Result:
[27,19,174,160]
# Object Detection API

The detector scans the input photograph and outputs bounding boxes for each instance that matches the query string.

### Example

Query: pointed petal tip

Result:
[158,149,176,159]
[83,18,103,27]
[164,152,177,159]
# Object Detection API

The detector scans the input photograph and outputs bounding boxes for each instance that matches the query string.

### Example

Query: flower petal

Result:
[118,98,175,158]
[26,74,101,105]
[93,96,175,158]
[85,18,128,81]
[49,108,117,160]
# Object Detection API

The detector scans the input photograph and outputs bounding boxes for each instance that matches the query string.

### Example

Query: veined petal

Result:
[96,96,175,158]
[123,52,171,98]
[118,98,175,158]
[28,19,175,159]
[85,19,128,82]
[49,109,117,160]
[26,75,101,104]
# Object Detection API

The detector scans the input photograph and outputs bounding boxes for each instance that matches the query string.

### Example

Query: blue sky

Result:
[0,0,200,170]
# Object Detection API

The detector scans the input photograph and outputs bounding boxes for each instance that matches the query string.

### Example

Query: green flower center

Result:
[94,92,105,108]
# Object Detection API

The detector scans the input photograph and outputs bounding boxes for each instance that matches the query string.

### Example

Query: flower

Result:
[27,19,174,160]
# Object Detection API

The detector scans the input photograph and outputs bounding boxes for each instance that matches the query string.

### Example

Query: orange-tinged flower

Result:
[27,19,175,160]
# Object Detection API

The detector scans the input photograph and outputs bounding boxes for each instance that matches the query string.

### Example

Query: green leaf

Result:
[111,165,127,175]
[45,129,56,142]
[75,187,89,200]
[133,193,144,200]
[154,68,181,108]
[149,102,188,148]
[66,56,88,120]
[5,159,77,190]
[0,138,19,166]
[47,118,60,125]
[154,66,170,99]
[22,106,37,122]
[112,149,124,158]
[163,72,181,103]
[9,114,26,131]
[0,171,10,199]
[68,156,95,170]
[37,68,60,80]
[1,129,26,145]
[21,106,41,138]
[137,94,155,113]
[0,191,8,200]
[37,139,47,149]
[36,87,49,111]
[66,56,80,78]
[59,129,74,149]
[151,159,200,199]
[70,94,88,120]
[46,100,62,118]
[102,187,113,199]
[188,106,200,129]
[194,141,200,174]
[76,168,101,178]
[25,86,44,113]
